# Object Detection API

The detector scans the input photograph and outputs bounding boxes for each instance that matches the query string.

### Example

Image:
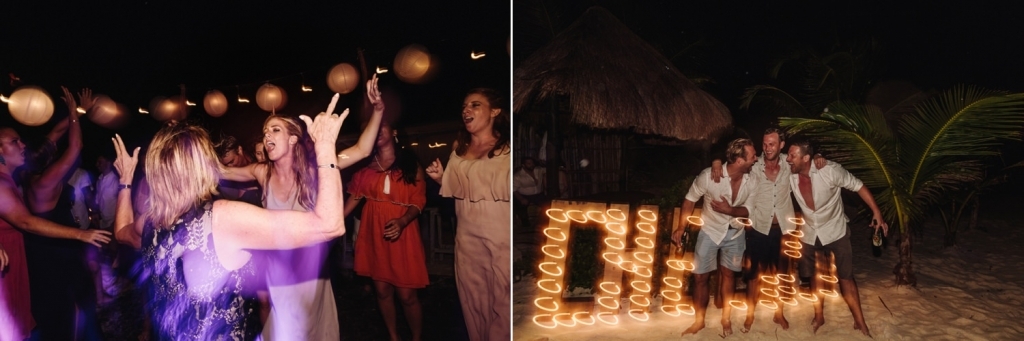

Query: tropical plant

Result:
[780,86,1024,286]
[740,41,882,119]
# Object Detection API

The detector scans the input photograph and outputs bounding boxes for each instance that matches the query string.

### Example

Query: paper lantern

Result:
[151,96,187,122]
[204,90,229,117]
[256,83,288,112]
[7,86,54,126]
[169,96,189,121]
[394,44,433,84]
[87,95,128,129]
[326,63,359,94]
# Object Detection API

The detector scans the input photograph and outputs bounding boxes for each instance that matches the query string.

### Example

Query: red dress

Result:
[349,167,429,288]
[0,173,35,340]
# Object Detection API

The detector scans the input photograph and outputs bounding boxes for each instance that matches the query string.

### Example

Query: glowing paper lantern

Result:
[7,86,54,126]
[394,44,433,84]
[256,83,288,112]
[151,96,186,122]
[326,63,359,94]
[87,95,128,129]
[203,90,229,117]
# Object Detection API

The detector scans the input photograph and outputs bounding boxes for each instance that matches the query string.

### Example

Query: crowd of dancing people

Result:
[0,77,511,340]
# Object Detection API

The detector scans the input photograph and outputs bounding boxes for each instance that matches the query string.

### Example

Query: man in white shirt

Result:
[786,139,888,337]
[67,167,94,229]
[94,155,119,231]
[671,138,758,337]
[512,156,545,227]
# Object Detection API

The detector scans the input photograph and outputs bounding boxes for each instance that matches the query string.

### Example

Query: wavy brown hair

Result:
[455,88,509,158]
[262,115,318,211]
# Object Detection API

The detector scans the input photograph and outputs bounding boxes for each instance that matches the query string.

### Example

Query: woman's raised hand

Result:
[111,134,140,185]
[300,108,349,145]
[366,74,384,113]
[78,88,96,112]
[60,86,81,120]
[425,158,444,183]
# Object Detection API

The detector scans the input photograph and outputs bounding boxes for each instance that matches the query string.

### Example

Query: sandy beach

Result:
[512,190,1024,340]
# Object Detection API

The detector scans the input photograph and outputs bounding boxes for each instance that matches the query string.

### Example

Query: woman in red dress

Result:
[345,122,429,341]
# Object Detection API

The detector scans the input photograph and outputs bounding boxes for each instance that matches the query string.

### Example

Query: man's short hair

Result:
[764,127,786,142]
[788,138,815,158]
[725,138,754,163]
[213,135,240,158]
[521,156,536,164]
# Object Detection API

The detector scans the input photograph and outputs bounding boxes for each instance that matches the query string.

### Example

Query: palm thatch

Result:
[513,6,731,143]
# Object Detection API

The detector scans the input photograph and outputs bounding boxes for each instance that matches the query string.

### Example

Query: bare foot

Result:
[773,313,789,330]
[854,322,872,338]
[741,315,754,333]
[682,320,705,336]
[722,320,733,337]
[811,317,825,334]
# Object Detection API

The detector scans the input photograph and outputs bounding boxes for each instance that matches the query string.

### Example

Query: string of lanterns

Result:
[3,41,505,129]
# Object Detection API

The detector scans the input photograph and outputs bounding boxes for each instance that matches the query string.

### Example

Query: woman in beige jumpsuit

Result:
[426,88,510,341]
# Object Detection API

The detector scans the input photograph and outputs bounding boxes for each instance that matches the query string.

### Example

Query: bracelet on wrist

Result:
[119,183,132,190]
[318,164,336,169]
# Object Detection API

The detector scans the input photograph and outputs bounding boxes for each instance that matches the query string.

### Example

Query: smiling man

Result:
[671,138,758,337]
[785,138,888,337]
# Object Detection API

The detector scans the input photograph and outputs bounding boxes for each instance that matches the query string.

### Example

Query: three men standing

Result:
[673,131,887,338]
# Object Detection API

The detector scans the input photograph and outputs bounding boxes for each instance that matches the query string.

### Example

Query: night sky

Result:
[2,0,510,164]
[5,1,1024,161]
[514,1,1024,118]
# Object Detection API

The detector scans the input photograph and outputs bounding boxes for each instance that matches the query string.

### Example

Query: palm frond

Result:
[739,85,810,117]
[912,160,983,209]
[901,85,1024,195]
[781,101,907,230]
[789,102,896,188]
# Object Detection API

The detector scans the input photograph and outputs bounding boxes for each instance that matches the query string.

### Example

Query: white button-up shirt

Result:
[513,167,545,196]
[789,161,862,246]
[67,168,93,229]
[685,165,758,245]
[96,170,119,231]
[749,154,797,235]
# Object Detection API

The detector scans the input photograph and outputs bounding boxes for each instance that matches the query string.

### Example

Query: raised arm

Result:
[336,74,384,169]
[214,109,349,250]
[220,163,261,183]
[0,181,111,247]
[26,87,86,207]
[425,157,444,184]
[111,134,144,249]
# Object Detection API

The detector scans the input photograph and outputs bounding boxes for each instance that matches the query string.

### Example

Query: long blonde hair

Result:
[262,115,317,211]
[144,123,223,229]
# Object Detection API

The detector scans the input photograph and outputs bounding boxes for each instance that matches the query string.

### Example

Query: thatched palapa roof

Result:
[514,6,732,143]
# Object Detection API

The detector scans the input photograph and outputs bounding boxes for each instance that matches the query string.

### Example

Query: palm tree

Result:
[740,41,883,119]
[780,86,1024,286]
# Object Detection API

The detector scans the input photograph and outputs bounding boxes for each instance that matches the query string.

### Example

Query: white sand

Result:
[513,211,1024,340]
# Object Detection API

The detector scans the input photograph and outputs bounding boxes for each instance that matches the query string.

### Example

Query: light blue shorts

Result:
[692,228,745,274]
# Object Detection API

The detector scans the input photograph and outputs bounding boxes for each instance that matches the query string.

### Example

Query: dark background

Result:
[515,1,1024,95]
[1,0,511,165]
